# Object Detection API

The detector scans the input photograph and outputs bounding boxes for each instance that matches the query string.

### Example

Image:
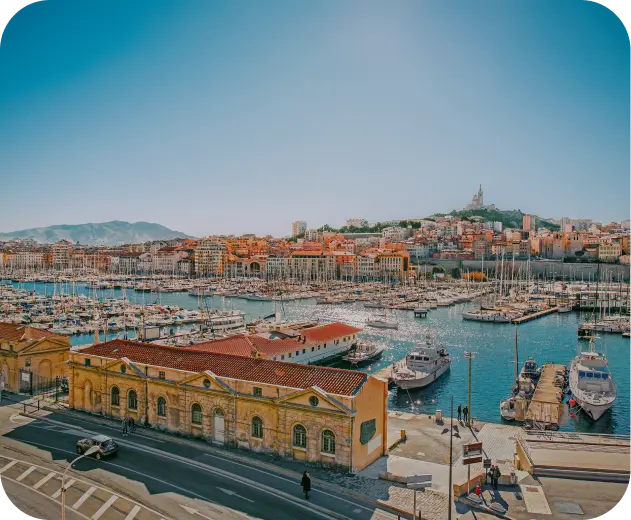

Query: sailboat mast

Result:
[514,325,518,383]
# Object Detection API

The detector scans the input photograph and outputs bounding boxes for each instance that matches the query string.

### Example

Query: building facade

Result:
[291,221,307,237]
[195,239,228,276]
[69,340,388,472]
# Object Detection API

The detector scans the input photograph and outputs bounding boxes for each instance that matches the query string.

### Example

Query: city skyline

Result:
[1,0,629,237]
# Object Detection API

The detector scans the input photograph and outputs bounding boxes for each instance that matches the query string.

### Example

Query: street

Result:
[0,400,391,520]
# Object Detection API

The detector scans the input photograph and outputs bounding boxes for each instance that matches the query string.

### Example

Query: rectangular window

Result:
[360,419,377,445]
[281,355,285,360]
[311,347,315,352]
[302,349,306,354]
[253,387,262,396]
[158,371,165,380]
[288,352,292,358]
[84,359,91,367]
[295,350,299,356]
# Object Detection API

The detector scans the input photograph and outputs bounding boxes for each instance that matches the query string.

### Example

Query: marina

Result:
[1,278,629,435]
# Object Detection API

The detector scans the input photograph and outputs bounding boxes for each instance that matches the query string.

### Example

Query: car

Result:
[76,435,119,459]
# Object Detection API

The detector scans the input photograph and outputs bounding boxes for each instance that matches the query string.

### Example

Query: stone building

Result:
[69,339,388,472]
[0,323,72,392]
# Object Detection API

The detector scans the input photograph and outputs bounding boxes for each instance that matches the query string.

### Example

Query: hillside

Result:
[0,221,193,245]
[440,208,560,231]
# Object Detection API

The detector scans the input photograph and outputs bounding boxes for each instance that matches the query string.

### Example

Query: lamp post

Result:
[464,352,475,428]
[61,446,100,520]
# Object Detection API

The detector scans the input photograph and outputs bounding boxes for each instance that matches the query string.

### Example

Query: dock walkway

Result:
[525,363,567,429]
[512,306,558,324]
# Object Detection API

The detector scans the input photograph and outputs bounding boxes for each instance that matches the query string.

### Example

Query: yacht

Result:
[569,342,616,421]
[557,305,572,313]
[366,314,399,329]
[392,341,451,390]
[342,343,385,365]
[462,310,513,323]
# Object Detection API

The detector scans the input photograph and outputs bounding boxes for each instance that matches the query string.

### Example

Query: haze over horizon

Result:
[1,0,628,237]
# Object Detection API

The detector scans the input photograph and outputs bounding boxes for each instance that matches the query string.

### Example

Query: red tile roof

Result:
[0,322,68,342]
[79,339,367,396]
[300,322,362,344]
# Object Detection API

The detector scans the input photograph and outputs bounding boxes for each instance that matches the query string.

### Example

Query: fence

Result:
[17,370,67,401]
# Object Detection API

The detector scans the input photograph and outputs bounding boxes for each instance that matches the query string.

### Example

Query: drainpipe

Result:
[144,366,149,426]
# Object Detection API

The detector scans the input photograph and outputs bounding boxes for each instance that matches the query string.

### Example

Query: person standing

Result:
[457,404,462,422]
[493,465,501,490]
[121,417,128,437]
[463,405,469,423]
[301,471,311,500]
[129,416,135,433]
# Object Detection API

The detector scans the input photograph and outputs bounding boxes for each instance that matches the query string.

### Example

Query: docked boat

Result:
[462,310,512,323]
[557,305,572,313]
[569,341,617,421]
[342,343,385,365]
[392,340,451,390]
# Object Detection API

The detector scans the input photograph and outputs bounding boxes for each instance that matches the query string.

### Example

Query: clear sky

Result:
[0,0,628,237]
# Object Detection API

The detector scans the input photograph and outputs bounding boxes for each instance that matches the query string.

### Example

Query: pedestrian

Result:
[493,465,501,490]
[463,406,469,423]
[129,416,135,433]
[475,483,481,498]
[301,471,311,500]
[457,404,462,422]
[121,417,128,437]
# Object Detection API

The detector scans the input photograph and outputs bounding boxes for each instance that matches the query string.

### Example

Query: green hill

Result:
[436,208,559,231]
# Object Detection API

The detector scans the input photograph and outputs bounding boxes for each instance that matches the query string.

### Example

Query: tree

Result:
[451,267,461,279]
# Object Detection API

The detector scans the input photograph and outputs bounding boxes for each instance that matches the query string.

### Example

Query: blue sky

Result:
[0,0,628,236]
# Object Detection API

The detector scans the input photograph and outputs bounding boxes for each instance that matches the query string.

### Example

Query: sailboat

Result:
[499,326,537,422]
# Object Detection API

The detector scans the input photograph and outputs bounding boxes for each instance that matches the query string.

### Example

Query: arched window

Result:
[251,416,263,439]
[157,396,166,417]
[321,430,336,454]
[293,424,307,448]
[128,390,137,410]
[111,386,120,407]
[191,403,202,425]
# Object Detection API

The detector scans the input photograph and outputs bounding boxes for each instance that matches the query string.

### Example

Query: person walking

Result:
[493,465,501,490]
[300,471,311,500]
[463,405,469,423]
[457,404,462,422]
[121,417,128,437]
[128,416,135,433]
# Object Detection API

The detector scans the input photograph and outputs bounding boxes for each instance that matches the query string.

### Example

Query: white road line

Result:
[124,505,141,520]
[33,471,57,489]
[0,460,18,474]
[16,465,37,481]
[73,485,96,510]
[92,494,118,520]
[52,478,76,499]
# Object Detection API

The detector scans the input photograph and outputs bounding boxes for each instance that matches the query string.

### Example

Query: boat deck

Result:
[525,363,567,428]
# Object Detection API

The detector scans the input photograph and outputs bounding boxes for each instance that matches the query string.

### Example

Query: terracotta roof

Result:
[79,339,367,396]
[187,334,303,357]
[300,322,362,344]
[0,322,68,342]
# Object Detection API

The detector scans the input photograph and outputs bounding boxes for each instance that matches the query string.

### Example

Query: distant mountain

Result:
[433,208,560,231]
[0,221,193,245]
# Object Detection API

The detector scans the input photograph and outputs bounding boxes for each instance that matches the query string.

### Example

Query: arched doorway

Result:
[213,408,225,444]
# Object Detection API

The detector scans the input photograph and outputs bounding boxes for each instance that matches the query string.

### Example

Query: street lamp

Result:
[61,446,100,520]
[464,352,476,428]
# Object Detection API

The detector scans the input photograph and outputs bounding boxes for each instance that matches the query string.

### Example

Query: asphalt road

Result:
[2,411,380,520]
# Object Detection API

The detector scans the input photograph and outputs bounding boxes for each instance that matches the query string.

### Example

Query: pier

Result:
[413,308,428,318]
[512,306,558,324]
[525,363,567,430]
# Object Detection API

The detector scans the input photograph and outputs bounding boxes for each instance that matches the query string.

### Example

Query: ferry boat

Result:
[392,341,451,390]
[342,342,385,365]
[569,341,617,421]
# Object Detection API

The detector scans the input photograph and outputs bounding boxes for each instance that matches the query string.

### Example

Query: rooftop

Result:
[79,339,368,396]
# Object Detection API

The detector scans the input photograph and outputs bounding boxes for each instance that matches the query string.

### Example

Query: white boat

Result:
[569,342,616,421]
[557,305,572,313]
[462,310,512,323]
[366,314,399,329]
[500,398,519,421]
[392,339,451,390]
[342,343,385,365]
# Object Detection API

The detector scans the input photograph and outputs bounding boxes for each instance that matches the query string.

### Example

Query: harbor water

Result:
[5,281,630,435]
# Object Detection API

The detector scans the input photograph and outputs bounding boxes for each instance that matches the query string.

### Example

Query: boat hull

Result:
[394,361,450,390]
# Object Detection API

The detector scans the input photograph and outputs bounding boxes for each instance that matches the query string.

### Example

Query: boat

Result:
[462,310,512,323]
[557,305,572,313]
[569,339,617,421]
[366,313,399,329]
[342,343,385,365]
[391,342,451,390]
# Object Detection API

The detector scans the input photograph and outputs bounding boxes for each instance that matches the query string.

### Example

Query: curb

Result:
[30,407,381,509]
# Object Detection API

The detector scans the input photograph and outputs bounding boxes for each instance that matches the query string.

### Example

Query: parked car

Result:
[76,435,119,459]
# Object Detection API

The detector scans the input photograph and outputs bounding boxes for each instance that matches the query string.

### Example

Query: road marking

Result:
[0,460,18,474]
[92,494,118,520]
[34,471,56,489]
[73,485,96,509]
[217,487,254,503]
[179,504,218,520]
[52,478,76,499]
[124,505,141,520]
[16,465,37,481]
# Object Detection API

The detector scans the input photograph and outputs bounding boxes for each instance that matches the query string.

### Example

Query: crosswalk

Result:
[0,454,171,520]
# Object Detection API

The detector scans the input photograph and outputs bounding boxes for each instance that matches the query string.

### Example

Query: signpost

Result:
[462,442,483,465]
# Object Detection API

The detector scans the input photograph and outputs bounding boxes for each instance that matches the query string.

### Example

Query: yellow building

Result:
[0,323,72,393]
[69,339,389,472]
